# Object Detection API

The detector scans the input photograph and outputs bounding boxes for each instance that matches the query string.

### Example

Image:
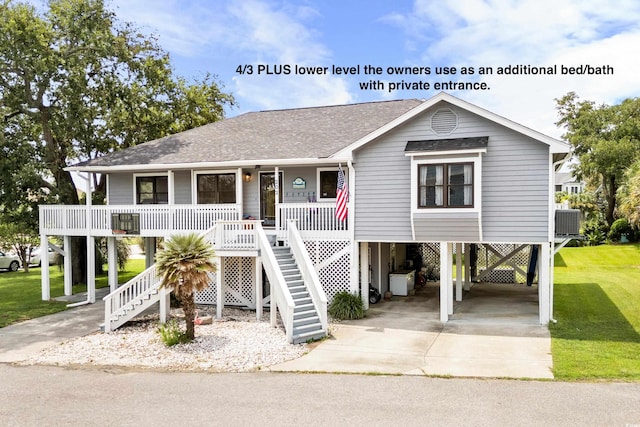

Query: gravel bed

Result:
[20,307,309,372]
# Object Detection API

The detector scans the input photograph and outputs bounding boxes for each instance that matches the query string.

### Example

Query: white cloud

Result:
[385,0,640,137]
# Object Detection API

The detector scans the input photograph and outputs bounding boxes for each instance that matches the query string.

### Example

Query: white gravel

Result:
[20,307,310,372]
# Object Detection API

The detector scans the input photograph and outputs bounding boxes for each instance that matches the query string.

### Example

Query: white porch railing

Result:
[39,204,241,236]
[277,202,348,240]
[287,221,328,333]
[214,220,260,251]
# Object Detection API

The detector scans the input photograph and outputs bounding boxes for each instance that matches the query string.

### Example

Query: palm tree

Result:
[155,233,216,341]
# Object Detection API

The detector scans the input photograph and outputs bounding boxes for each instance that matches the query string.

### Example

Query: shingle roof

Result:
[78,99,423,168]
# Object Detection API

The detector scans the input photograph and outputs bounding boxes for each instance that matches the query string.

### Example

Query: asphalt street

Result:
[1,365,639,426]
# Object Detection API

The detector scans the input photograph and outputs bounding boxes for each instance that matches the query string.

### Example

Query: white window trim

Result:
[410,153,483,214]
[133,172,169,205]
[191,169,239,205]
[316,167,348,201]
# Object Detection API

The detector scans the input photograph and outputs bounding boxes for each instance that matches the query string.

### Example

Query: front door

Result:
[260,172,283,226]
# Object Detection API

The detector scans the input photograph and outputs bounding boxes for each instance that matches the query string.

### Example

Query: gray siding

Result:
[354,101,550,243]
[108,173,133,204]
[174,171,192,204]
[413,212,480,241]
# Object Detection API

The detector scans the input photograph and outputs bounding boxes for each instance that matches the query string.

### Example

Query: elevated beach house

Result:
[39,92,571,343]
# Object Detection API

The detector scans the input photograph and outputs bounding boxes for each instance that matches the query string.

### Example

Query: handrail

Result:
[287,220,328,333]
[103,264,159,332]
[255,222,295,343]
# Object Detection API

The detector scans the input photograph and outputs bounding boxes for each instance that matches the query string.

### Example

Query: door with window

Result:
[260,172,283,226]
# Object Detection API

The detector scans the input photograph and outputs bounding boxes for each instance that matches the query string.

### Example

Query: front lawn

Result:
[551,244,640,381]
[0,259,145,328]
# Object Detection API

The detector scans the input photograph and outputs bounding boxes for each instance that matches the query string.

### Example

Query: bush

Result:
[582,218,607,246]
[329,291,365,320]
[157,319,189,346]
[608,218,634,242]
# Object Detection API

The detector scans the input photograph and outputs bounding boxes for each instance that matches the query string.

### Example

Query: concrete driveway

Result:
[270,282,554,379]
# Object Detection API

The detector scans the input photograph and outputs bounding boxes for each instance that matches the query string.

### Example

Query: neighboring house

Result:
[39,92,571,343]
[555,171,585,194]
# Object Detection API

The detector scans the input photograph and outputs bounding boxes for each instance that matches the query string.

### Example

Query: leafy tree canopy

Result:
[556,92,640,226]
[0,0,234,208]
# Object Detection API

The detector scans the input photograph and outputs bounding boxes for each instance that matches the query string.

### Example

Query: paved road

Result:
[1,365,639,426]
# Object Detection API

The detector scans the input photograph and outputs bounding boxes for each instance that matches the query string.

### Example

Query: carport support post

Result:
[255,257,263,321]
[107,236,118,292]
[464,243,471,291]
[455,243,463,302]
[538,242,551,324]
[40,233,50,301]
[87,235,96,303]
[360,242,369,310]
[439,242,453,322]
[217,256,224,320]
[63,235,72,296]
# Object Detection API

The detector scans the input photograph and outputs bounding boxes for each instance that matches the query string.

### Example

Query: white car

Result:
[30,247,56,267]
[0,251,21,272]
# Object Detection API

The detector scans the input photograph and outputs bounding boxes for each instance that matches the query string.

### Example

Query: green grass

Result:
[0,258,145,328]
[551,244,640,381]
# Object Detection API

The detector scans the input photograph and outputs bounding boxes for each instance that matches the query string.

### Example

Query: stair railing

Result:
[287,220,328,333]
[103,264,160,332]
[103,223,220,332]
[255,222,295,342]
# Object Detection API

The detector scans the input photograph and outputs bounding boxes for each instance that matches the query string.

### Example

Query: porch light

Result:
[244,172,252,182]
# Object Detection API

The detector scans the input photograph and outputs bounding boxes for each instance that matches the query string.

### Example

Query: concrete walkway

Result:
[0,283,553,379]
[270,283,553,378]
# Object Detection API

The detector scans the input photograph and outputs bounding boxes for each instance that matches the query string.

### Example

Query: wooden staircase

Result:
[272,246,326,344]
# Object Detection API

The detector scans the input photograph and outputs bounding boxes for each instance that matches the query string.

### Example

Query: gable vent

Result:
[430,108,458,135]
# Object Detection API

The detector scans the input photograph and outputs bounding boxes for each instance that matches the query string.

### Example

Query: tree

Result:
[0,0,234,284]
[0,222,39,273]
[155,233,216,341]
[617,159,640,228]
[555,93,640,227]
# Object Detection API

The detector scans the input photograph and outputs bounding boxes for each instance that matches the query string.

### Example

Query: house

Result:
[555,171,585,194]
[39,92,571,343]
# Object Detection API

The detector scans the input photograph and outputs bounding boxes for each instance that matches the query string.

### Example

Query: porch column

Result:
[144,237,155,268]
[439,242,453,322]
[167,170,175,205]
[255,257,263,321]
[274,166,280,231]
[40,233,50,301]
[63,235,72,296]
[464,243,471,291]
[538,242,551,325]
[216,256,224,319]
[87,235,96,303]
[107,236,118,292]
[237,167,244,219]
[159,287,170,323]
[360,242,369,309]
[455,242,463,302]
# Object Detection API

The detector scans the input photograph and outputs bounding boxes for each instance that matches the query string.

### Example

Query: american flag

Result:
[335,165,348,221]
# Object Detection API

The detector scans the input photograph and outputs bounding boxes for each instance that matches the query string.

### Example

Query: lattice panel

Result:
[418,243,440,280]
[304,239,352,302]
[476,244,532,284]
[195,257,256,306]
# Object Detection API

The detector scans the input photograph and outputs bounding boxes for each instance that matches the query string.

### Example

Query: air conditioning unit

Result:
[111,213,140,235]
[555,209,580,236]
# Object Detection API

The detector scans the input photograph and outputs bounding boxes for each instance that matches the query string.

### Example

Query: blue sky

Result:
[32,0,640,138]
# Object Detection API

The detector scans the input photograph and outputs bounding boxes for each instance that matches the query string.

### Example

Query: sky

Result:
[30,0,640,138]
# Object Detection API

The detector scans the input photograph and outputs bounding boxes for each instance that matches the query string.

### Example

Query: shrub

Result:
[157,319,189,346]
[582,218,607,246]
[608,218,633,242]
[329,291,365,320]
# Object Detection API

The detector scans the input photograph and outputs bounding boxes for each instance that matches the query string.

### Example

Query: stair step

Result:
[292,329,326,344]
[294,303,315,313]
[294,315,320,327]
[288,284,306,293]
[293,309,318,320]
[285,275,302,282]
[293,296,312,305]
[290,291,309,300]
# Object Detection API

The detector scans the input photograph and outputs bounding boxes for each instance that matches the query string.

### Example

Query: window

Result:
[136,176,168,204]
[418,163,473,208]
[319,170,338,199]
[197,173,236,204]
